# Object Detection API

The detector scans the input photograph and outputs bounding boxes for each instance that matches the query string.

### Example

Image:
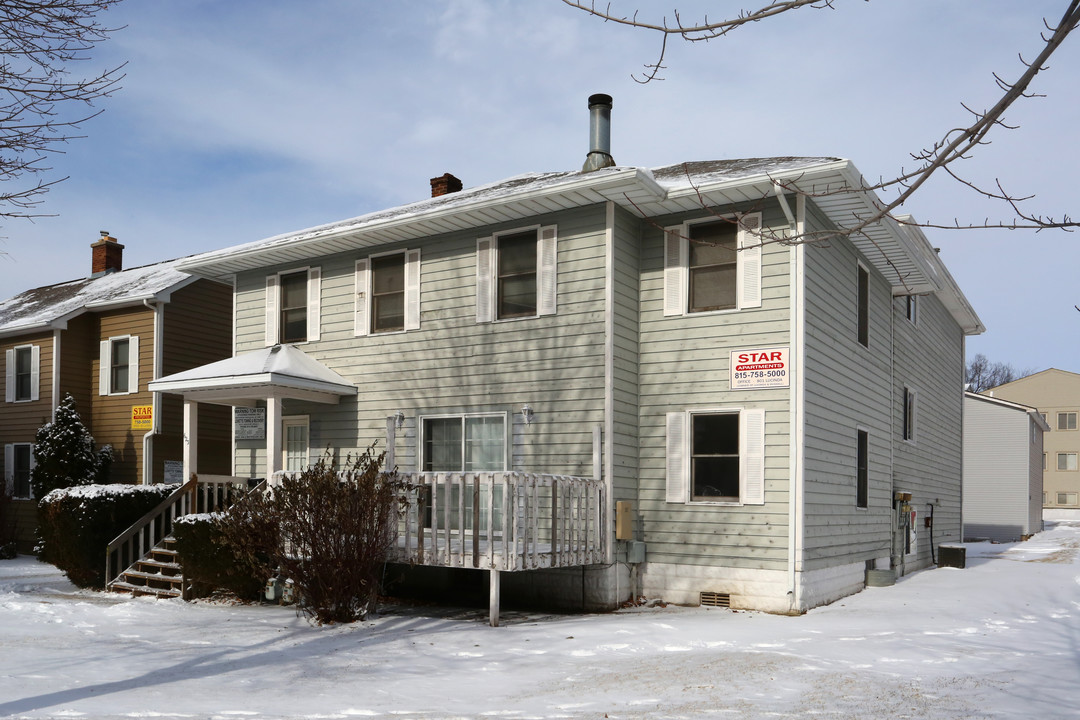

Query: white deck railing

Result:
[393,471,606,572]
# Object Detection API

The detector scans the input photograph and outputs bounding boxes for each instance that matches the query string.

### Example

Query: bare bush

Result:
[218,445,410,624]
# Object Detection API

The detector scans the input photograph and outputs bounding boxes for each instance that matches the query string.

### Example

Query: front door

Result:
[283,416,309,472]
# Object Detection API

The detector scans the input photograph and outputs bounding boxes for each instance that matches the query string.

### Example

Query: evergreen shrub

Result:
[38,483,174,588]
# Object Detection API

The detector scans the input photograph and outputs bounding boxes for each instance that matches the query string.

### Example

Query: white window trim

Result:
[476,225,557,324]
[355,249,421,337]
[662,212,762,318]
[99,335,139,396]
[1057,452,1078,472]
[4,442,35,499]
[665,407,766,506]
[265,266,321,346]
[282,415,311,472]
[5,344,40,403]
[418,411,510,472]
[1057,411,1077,431]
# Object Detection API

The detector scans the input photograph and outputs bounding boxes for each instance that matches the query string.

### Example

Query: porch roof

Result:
[147,344,356,406]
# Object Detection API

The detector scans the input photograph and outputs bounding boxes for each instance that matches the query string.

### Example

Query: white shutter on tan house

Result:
[737,213,763,310]
[29,345,39,401]
[740,408,766,504]
[537,225,557,316]
[265,274,279,346]
[128,335,139,393]
[354,258,370,337]
[476,237,494,323]
[3,349,12,402]
[98,340,110,395]
[405,249,421,330]
[665,411,688,503]
[663,225,685,317]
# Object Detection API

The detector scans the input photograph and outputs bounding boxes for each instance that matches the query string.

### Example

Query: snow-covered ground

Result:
[2,521,1079,720]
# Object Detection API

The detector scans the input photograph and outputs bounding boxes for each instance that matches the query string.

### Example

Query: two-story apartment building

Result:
[0,234,233,552]
[150,97,983,614]
[984,368,1080,511]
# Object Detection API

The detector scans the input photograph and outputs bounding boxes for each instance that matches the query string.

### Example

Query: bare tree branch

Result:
[565,0,1080,239]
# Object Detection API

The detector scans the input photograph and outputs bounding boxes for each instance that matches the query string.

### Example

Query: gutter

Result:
[142,298,164,485]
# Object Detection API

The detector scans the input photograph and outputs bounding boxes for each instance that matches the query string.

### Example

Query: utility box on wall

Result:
[616,501,634,540]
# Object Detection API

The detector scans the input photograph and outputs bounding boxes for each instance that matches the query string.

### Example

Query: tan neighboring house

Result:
[0,234,233,552]
[983,368,1080,511]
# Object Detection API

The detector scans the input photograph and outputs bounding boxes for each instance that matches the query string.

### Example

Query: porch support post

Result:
[489,569,501,627]
[267,396,283,476]
[183,399,198,480]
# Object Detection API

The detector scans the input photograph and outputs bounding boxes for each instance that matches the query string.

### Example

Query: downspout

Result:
[787,194,806,613]
[51,329,61,420]
[603,200,616,565]
[142,298,164,485]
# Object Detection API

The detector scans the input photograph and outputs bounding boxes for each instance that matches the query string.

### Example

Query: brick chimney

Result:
[91,231,124,275]
[430,173,463,198]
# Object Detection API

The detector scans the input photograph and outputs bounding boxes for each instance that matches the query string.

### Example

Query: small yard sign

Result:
[131,405,153,430]
[235,407,266,440]
[730,347,790,389]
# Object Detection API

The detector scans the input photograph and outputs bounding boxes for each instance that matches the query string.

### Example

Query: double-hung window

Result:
[354,250,421,336]
[905,295,918,325]
[3,443,34,499]
[99,336,138,395]
[476,226,557,322]
[666,408,765,505]
[1058,412,1077,431]
[421,413,507,530]
[265,267,321,345]
[4,345,39,402]
[663,213,762,317]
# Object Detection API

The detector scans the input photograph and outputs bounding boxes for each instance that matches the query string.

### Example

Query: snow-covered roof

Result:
[148,344,356,406]
[0,258,198,338]
[176,157,982,335]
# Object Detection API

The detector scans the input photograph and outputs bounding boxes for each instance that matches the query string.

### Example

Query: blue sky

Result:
[1,0,1076,373]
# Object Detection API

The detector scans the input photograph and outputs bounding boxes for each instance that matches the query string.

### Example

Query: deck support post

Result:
[489,569,500,627]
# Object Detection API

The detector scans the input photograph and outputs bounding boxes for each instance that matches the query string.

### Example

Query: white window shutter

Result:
[663,225,685,317]
[28,448,35,499]
[405,249,421,330]
[129,335,139,393]
[665,411,688,503]
[99,340,110,395]
[738,213,763,309]
[538,225,557,316]
[741,408,766,505]
[476,237,494,323]
[354,258,370,337]
[4,349,12,403]
[265,274,279,346]
[306,267,321,342]
[3,444,12,495]
[30,345,39,402]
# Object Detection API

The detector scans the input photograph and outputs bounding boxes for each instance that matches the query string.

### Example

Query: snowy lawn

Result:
[2,521,1079,720]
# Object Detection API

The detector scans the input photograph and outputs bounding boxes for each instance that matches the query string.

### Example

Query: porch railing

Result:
[392,471,605,572]
[105,475,249,588]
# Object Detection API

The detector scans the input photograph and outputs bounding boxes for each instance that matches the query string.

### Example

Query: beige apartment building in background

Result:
[984,368,1080,510]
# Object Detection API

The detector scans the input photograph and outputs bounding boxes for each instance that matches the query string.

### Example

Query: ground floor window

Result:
[283,416,309,472]
[1057,492,1078,505]
[666,408,765,505]
[4,443,33,499]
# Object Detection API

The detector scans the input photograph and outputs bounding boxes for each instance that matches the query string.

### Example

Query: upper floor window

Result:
[1058,412,1077,431]
[664,213,762,317]
[665,407,765,505]
[355,250,421,336]
[476,226,557,323]
[4,344,39,403]
[99,335,138,396]
[1057,452,1077,471]
[265,267,321,345]
[3,443,34,499]
[905,295,918,325]
[857,264,869,347]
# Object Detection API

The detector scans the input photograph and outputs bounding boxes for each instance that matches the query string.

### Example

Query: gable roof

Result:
[965,391,1051,432]
[176,156,983,335]
[0,258,199,339]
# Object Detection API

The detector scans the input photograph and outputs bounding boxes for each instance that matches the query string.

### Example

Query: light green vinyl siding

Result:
[637,201,792,571]
[233,205,610,480]
[610,204,640,505]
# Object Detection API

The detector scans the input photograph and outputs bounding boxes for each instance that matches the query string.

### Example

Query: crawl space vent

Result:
[699,591,731,608]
